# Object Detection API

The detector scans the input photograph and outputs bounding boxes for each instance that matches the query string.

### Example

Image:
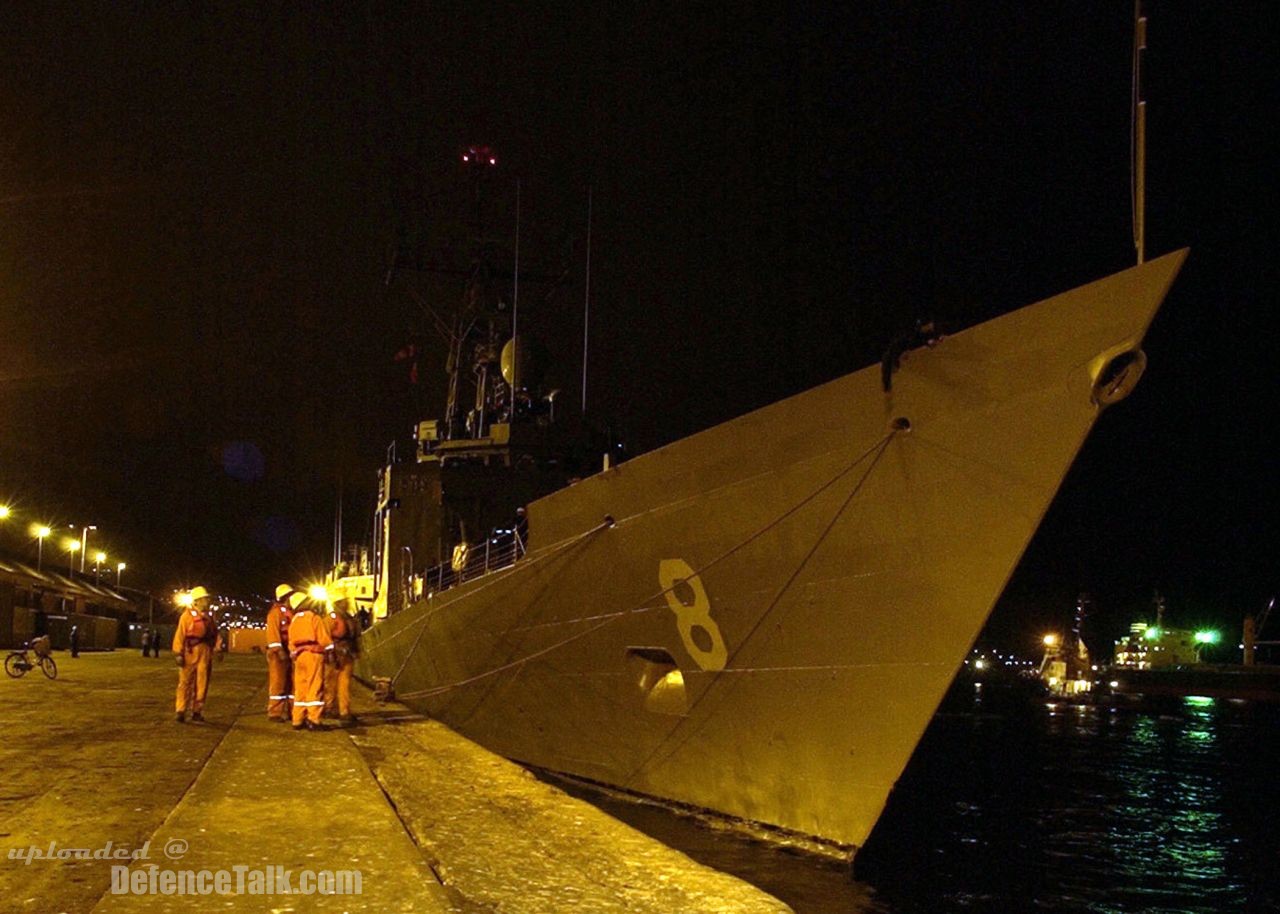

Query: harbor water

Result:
[559,682,1280,913]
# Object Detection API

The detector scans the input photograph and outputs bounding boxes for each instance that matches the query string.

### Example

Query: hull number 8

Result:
[658,559,727,671]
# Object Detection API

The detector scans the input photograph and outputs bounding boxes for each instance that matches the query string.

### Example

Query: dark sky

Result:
[1,4,1274,649]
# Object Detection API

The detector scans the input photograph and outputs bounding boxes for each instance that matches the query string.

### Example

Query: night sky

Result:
[1,4,1273,651]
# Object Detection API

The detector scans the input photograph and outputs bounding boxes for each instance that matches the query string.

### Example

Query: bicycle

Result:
[4,640,58,680]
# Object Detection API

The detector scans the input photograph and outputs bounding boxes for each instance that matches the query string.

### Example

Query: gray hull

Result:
[359,251,1187,852]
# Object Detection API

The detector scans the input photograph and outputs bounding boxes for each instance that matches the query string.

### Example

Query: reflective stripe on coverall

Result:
[289,609,333,725]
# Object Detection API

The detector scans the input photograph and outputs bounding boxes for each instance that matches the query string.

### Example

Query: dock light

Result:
[64,538,80,553]
[974,658,986,670]
[1042,634,1059,647]
[94,551,106,564]
[0,505,10,519]
[1144,626,1162,641]
[308,584,329,603]
[176,591,194,607]
[1194,630,1220,644]
[32,524,52,571]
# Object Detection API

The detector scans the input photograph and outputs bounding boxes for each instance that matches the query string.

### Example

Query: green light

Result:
[1144,626,1161,641]
[1194,630,1220,644]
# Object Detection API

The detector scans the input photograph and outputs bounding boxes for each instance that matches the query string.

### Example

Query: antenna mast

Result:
[333,476,343,567]
[511,179,521,396]
[581,186,593,415]
[1131,0,1148,264]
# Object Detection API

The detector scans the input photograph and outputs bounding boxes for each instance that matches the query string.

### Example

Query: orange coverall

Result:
[264,601,293,720]
[172,609,215,714]
[323,608,357,718]
[288,608,333,725]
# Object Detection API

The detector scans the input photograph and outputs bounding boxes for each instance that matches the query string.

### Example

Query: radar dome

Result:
[500,337,545,390]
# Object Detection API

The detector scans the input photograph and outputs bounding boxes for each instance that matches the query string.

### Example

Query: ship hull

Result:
[358,251,1187,852]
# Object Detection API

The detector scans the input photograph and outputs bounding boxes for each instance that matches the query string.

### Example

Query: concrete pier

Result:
[1,652,790,913]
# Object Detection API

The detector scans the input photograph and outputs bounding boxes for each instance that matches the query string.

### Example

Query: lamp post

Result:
[65,538,81,575]
[93,551,107,584]
[77,525,97,572]
[33,524,51,571]
[116,562,126,587]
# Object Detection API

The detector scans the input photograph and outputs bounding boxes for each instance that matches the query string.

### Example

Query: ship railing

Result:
[417,527,527,597]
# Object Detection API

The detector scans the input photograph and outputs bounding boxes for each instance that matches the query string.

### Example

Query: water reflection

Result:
[556,687,1280,913]
[1096,698,1236,911]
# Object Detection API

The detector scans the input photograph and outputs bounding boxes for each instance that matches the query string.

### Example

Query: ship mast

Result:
[1131,0,1148,264]
[438,145,512,443]
[581,186,593,416]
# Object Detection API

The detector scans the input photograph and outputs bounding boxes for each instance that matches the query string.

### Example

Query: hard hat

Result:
[275,583,295,601]
[286,591,308,610]
[188,586,210,603]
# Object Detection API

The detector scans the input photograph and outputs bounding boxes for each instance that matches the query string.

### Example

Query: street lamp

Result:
[94,551,107,584]
[76,525,97,572]
[65,538,81,575]
[0,505,11,520]
[32,524,52,571]
[116,562,126,587]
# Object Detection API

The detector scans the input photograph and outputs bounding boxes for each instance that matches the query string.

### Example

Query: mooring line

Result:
[395,432,896,702]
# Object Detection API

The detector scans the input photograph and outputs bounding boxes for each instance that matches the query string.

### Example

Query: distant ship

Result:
[1105,594,1280,703]
[347,236,1188,857]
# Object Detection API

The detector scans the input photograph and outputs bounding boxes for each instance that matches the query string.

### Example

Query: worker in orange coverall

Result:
[173,586,217,723]
[264,583,296,722]
[323,598,360,725]
[287,591,333,730]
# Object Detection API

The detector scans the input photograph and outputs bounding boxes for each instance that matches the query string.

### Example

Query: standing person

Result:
[140,628,151,657]
[150,628,161,657]
[69,624,80,658]
[514,506,529,556]
[323,598,359,726]
[172,586,216,723]
[264,584,295,723]
[287,591,333,731]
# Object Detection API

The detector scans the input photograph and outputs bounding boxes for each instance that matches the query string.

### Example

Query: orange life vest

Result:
[289,610,331,656]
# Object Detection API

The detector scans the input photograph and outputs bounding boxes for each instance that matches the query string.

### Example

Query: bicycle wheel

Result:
[39,656,58,680]
[4,653,27,678]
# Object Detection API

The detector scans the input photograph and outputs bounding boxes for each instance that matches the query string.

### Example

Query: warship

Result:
[345,169,1188,853]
